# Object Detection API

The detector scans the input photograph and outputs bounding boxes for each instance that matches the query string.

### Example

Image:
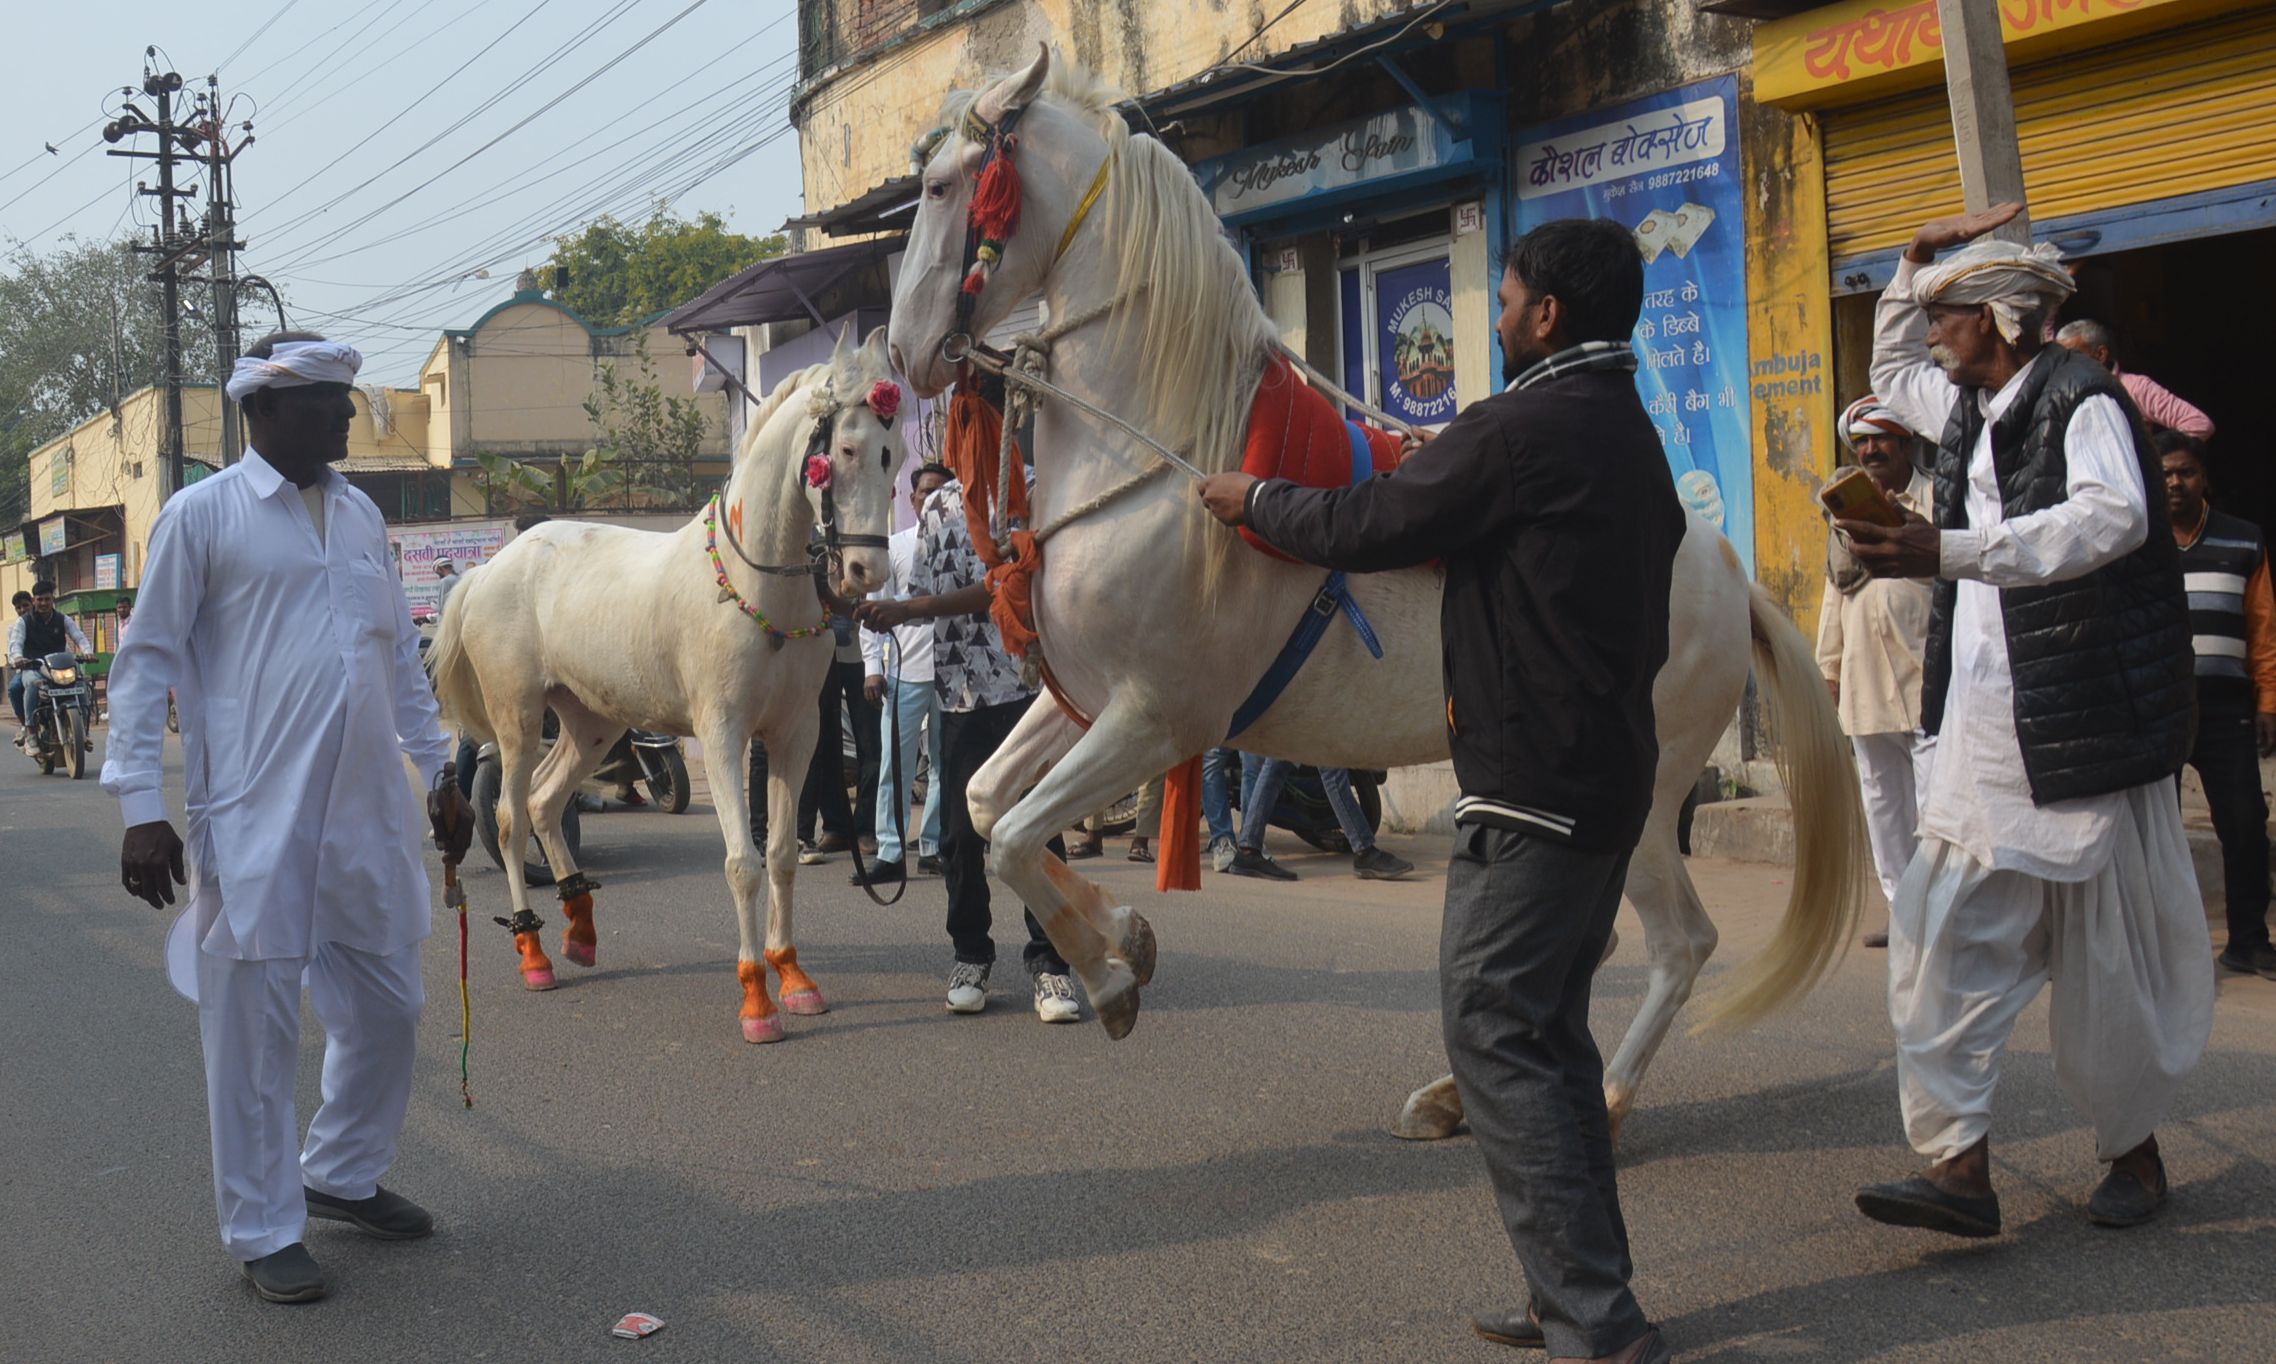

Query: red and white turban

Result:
[1839,395,1912,453]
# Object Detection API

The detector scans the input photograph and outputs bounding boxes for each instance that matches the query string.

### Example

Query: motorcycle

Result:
[18,652,95,779]
[471,712,691,884]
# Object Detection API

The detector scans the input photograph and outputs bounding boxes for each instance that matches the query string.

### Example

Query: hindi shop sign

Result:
[1514,76,1753,576]
[38,516,68,557]
[1199,105,1447,219]
[389,519,509,621]
[1755,0,2186,106]
[94,553,121,591]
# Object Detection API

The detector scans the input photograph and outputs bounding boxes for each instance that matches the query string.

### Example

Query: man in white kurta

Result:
[103,334,472,1303]
[859,462,949,878]
[1838,207,2213,1239]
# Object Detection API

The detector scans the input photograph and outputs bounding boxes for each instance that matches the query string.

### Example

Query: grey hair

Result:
[2055,318,2113,353]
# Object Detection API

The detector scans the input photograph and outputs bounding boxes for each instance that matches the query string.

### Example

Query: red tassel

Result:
[961,272,986,295]
[969,152,1022,243]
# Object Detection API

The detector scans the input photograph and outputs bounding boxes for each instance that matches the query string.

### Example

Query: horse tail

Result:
[426,582,492,744]
[1696,584,1867,1032]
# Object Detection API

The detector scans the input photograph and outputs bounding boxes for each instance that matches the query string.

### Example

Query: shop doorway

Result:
[1830,225,2269,536]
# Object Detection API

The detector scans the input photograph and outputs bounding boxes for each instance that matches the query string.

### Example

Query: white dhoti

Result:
[1888,783,2214,1164]
[194,881,424,1260]
[1851,732,1930,905]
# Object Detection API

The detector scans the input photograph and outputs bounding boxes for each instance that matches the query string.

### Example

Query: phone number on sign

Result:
[1646,161,1720,191]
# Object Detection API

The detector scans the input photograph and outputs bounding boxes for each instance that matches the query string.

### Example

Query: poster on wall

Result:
[388,519,510,620]
[2,530,25,563]
[1374,258,1460,429]
[38,516,68,557]
[94,554,121,591]
[1515,75,1753,574]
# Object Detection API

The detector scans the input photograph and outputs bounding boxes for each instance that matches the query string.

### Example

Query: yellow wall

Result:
[795,0,1435,218]
[453,302,730,459]
[1740,89,1838,634]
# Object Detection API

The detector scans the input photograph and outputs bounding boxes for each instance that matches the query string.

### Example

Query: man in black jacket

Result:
[1201,219,1679,1364]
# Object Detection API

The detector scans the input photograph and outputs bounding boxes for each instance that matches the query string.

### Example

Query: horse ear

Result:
[832,320,857,365]
[975,43,1050,125]
[861,326,891,368]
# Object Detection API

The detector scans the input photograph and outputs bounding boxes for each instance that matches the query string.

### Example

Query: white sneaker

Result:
[1032,970,1080,1024]
[1209,836,1237,873]
[946,961,990,1013]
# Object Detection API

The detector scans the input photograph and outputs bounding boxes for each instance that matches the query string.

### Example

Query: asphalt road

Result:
[4,740,2273,1363]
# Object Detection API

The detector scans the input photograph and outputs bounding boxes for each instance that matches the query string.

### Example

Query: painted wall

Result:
[793,0,1448,219]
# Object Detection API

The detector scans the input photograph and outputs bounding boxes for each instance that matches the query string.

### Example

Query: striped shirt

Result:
[2176,506,2276,717]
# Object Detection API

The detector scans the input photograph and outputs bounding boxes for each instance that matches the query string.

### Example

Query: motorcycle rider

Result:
[6,590,30,728]
[10,579,90,749]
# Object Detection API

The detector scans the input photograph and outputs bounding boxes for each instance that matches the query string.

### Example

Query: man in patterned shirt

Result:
[855,475,1080,1023]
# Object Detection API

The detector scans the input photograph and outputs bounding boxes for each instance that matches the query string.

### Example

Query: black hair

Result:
[911,461,952,491]
[10,591,29,607]
[32,579,57,596]
[1502,219,1646,345]
[239,330,335,414]
[2153,429,2206,465]
[116,594,133,607]
[512,511,553,533]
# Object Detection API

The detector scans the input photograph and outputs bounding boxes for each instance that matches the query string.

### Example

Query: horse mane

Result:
[737,362,824,461]
[948,54,1279,593]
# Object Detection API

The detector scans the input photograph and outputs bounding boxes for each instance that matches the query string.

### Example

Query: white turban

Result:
[225,339,363,402]
[1910,239,2074,345]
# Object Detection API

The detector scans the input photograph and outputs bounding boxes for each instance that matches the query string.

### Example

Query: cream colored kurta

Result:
[1816,468,1934,738]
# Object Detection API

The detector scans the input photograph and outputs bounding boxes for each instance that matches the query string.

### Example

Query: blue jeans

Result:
[1240,756,1374,854]
[7,673,24,724]
[873,675,944,863]
[1201,747,1238,845]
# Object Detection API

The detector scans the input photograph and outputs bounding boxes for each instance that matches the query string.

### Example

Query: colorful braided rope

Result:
[704,496,828,641]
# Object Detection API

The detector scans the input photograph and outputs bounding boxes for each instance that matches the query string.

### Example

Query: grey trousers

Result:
[1442,822,1649,1359]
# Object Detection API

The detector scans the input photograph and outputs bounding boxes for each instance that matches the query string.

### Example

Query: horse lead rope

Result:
[444,859,471,1108]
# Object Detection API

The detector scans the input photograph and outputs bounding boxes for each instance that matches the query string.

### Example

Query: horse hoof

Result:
[521,968,557,992]
[741,1015,786,1044]
[1392,1078,1466,1141]
[780,988,828,1016]
[1120,910,1158,989]
[1093,979,1142,1041]
[563,941,598,968]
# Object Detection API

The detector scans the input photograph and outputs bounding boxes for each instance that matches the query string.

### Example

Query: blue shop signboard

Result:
[1194,94,1501,229]
[1514,75,1753,574]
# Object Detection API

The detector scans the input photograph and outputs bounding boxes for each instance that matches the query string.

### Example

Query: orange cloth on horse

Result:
[1238,355,1405,562]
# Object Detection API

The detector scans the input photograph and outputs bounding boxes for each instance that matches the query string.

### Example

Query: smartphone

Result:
[1819,467,1905,528]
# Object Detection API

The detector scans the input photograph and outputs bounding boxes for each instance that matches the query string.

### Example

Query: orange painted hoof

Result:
[765,947,826,1016]
[741,1014,785,1044]
[513,931,555,990]
[561,893,598,968]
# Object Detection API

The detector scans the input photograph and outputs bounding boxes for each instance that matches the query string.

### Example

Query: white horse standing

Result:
[887,49,1866,1135]
[428,325,899,1042]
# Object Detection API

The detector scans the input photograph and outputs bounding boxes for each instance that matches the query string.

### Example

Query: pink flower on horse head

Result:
[866,380,902,421]
[805,454,834,490]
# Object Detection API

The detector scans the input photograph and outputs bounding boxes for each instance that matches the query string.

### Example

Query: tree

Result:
[474,334,713,513]
[0,235,223,521]
[540,208,785,327]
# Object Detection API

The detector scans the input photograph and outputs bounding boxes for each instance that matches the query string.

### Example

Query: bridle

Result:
[707,375,897,640]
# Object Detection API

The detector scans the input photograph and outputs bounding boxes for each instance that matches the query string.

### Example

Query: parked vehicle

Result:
[470,713,690,884]
[19,652,95,779]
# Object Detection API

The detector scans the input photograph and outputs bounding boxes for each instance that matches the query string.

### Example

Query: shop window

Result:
[1337,238,1458,430]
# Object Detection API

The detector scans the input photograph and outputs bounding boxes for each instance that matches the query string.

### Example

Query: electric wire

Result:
[217,0,306,73]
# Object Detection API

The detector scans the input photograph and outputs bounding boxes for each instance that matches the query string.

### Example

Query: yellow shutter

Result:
[1822,6,2276,262]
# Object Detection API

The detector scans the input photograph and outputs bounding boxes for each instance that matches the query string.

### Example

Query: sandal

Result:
[1127,843,1155,864]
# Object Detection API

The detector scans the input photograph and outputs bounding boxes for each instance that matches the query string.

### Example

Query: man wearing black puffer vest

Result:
[1838,204,2213,1243]
[1201,218,1680,1364]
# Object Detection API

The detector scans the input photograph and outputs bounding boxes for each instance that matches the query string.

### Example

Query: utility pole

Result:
[1934,0,2033,244]
[202,76,247,466]
[106,55,200,500]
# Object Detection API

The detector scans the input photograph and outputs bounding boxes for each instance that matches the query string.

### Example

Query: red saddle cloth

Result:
[1238,355,1404,561]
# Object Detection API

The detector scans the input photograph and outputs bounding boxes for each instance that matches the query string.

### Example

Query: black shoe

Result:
[1352,846,1413,880]
[2216,943,2276,981]
[2087,1155,2168,1228]
[855,858,905,885]
[1470,1305,1544,1350]
[915,854,944,876]
[1227,847,1298,882]
[242,1242,326,1303]
[304,1185,434,1240]
[1855,1175,2002,1238]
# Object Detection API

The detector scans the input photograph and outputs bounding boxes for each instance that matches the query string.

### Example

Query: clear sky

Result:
[0,0,807,385]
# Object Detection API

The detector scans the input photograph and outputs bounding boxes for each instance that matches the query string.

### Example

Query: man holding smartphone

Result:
[1817,397,1934,946]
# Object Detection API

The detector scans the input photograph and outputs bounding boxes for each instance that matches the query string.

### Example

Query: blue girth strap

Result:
[1226,421,1388,741]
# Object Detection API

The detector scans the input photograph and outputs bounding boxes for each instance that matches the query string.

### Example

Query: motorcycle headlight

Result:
[48,668,76,684]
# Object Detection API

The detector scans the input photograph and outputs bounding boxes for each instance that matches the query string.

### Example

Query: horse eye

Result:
[925,180,948,200]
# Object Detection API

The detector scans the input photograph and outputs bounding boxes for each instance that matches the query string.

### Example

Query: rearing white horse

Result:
[428,325,899,1042]
[887,48,1866,1135]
